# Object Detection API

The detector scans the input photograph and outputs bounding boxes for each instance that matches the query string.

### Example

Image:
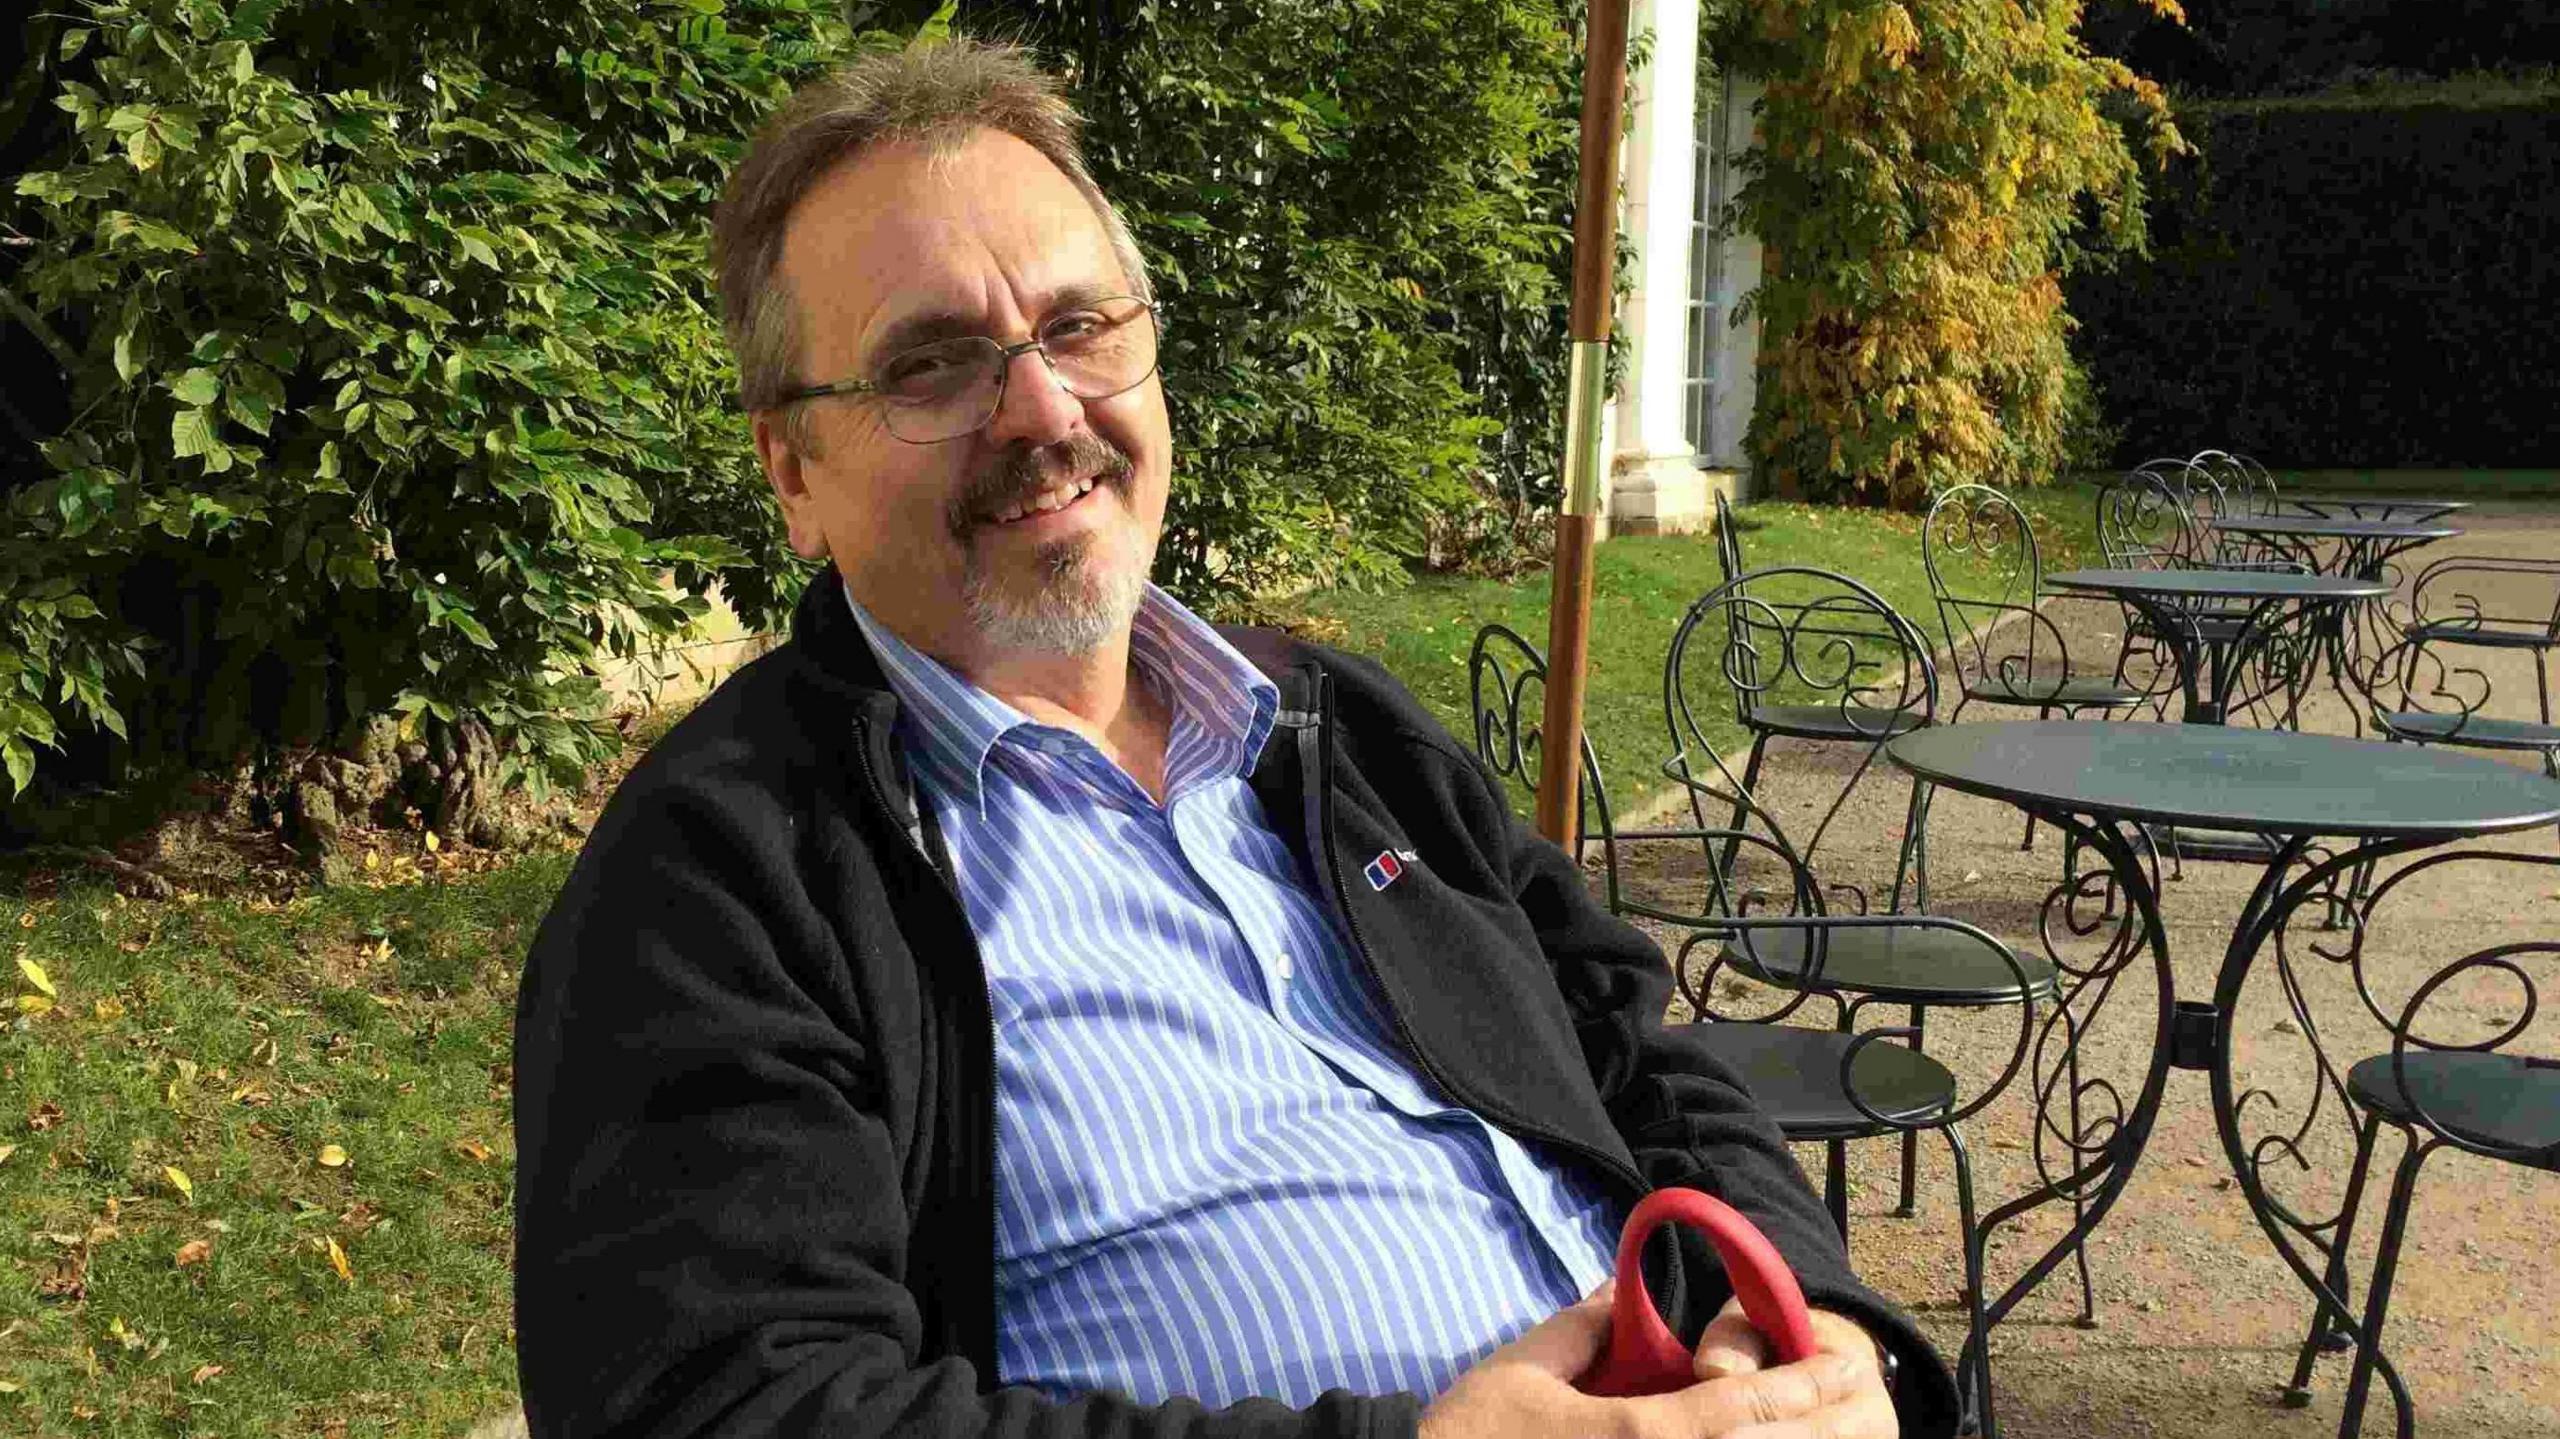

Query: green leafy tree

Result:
[949,0,1593,602]
[5,0,863,819]
[1718,0,2185,505]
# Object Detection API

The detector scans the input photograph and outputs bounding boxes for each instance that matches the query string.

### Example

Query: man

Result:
[514,38,1955,1439]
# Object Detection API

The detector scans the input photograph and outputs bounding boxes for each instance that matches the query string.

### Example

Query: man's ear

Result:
[752,410,831,560]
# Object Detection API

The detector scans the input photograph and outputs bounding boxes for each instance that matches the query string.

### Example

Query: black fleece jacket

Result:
[513,578,1959,1438]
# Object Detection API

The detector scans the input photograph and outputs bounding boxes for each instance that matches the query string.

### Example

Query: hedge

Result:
[2067,85,2560,467]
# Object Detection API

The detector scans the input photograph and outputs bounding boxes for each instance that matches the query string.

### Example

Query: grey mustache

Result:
[951,434,1134,532]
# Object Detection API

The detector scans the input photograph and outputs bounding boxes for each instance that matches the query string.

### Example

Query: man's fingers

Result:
[1719,1391,1900,1439]
[1638,1349,1868,1434]
[1693,1297,1771,1380]
[1495,1279,1618,1379]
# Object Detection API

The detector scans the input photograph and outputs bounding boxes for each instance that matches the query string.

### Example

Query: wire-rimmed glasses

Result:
[778,296,1160,445]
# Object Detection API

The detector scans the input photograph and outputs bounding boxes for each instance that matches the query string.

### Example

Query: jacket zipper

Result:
[853,719,1002,1372]
[1303,674,1650,1205]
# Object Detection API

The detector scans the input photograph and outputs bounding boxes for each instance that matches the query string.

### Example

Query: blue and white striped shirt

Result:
[846,584,1622,1407]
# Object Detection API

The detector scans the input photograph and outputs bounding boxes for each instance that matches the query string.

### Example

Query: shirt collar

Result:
[841,580,1280,815]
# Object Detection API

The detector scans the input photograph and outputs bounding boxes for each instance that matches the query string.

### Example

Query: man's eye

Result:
[1043,310,1112,344]
[882,347,974,389]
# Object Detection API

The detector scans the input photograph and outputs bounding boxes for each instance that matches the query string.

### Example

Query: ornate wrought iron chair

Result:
[2403,554,2560,733]
[2347,576,2560,786]
[2271,849,2560,1439]
[1467,593,2043,1436]
[1712,492,1932,912]
[1922,484,2148,893]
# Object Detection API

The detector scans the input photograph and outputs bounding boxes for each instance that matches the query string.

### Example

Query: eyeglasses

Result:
[777,296,1161,445]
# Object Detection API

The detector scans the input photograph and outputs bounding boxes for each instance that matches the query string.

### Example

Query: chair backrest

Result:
[2339,848,2560,1168]
[1465,622,1625,902]
[2411,555,2560,645]
[2096,467,2205,571]
[1662,566,1936,904]
[1922,484,2064,698]
[2194,449,2281,518]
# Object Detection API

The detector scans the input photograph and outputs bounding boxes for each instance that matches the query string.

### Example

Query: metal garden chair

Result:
[1712,492,1932,911]
[2274,849,2560,1439]
[1468,587,2044,1436]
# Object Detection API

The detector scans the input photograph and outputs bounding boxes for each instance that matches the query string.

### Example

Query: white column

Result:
[1608,0,1715,535]
[1707,75,1764,475]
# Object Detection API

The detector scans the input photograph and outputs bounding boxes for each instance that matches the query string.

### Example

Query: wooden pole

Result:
[1534,0,1634,849]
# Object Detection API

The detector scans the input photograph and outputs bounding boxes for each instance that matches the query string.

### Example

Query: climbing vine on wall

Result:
[1718,0,2185,506]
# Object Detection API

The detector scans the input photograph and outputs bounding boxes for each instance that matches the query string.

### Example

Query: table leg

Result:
[1959,813,2177,1380]
[2206,832,2445,1433]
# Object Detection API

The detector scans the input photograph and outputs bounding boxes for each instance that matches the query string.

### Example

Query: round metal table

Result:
[2280,494,2473,524]
[1885,720,2560,1437]
[2045,569,2387,726]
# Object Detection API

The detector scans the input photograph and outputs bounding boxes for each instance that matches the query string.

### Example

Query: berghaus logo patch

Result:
[1364,849,1421,891]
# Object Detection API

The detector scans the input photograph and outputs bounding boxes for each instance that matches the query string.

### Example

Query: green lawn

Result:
[0,852,567,1435]
[1271,484,2103,819]
[0,487,2099,1432]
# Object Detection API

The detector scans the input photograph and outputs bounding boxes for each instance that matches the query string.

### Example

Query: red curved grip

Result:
[1578,1187,1820,1397]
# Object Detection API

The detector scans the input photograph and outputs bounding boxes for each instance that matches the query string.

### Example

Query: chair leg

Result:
[1896,1004,1926,1218]
[1890,778,1933,914]
[1825,1138,1851,1248]
[1944,1124,1998,1439]
[1718,734,1771,883]
[2284,1109,2387,1407]
[2336,1131,2434,1439]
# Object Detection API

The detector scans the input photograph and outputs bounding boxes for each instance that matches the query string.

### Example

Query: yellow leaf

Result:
[164,1165,194,1203]
[16,995,54,1015]
[423,829,440,853]
[174,1239,212,1267]
[453,1139,492,1163]
[326,1236,354,1284]
[364,850,381,872]
[92,997,125,1021]
[16,959,55,998]
[191,1363,224,1384]
[16,911,34,929]
[0,1144,16,1165]
[317,1144,348,1168]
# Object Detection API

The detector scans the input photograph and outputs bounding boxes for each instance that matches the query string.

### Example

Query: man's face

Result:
[755,128,1171,665]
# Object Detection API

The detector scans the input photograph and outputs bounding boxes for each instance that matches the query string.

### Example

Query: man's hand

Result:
[1693,1300,1897,1429]
[1419,1285,1895,1439]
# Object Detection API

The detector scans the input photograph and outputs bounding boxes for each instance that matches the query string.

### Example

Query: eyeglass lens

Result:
[875,298,1157,443]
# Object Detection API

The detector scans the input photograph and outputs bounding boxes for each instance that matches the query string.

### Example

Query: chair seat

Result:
[2380,711,2560,753]
[1675,1021,1956,1140]
[1743,705,1929,742]
[1967,674,2149,711]
[2407,621,2559,653]
[1721,925,2059,1005]
[2346,1051,2560,1164]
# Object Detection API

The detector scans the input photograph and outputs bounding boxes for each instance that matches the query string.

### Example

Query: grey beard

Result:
[961,531,1153,655]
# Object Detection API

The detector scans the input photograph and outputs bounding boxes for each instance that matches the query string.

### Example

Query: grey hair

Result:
[712,39,1153,455]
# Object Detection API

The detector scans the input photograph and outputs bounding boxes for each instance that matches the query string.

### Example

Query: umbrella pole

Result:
[1535,0,1634,849]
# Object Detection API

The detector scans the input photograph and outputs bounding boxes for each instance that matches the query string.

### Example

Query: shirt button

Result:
[1275,952,1294,983]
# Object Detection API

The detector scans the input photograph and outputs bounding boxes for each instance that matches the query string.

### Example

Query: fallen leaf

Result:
[0,1144,15,1165]
[364,850,381,872]
[0,1379,18,1393]
[191,1363,223,1384]
[16,996,53,1016]
[453,1139,493,1163]
[317,1143,348,1168]
[326,1236,354,1283]
[92,997,125,1021]
[16,959,55,998]
[164,1165,194,1203]
[423,829,440,853]
[27,1102,63,1132]
[174,1239,212,1268]
[16,911,33,929]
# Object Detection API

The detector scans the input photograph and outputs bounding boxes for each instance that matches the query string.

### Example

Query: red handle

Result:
[1577,1187,1820,1397]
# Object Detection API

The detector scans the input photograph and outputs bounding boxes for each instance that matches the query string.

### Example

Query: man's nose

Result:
[982,344,1084,450]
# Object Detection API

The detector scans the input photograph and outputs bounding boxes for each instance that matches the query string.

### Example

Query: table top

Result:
[2046,568,2389,602]
[2282,494,2474,518]
[2206,515,2461,541]
[1888,721,2560,836]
